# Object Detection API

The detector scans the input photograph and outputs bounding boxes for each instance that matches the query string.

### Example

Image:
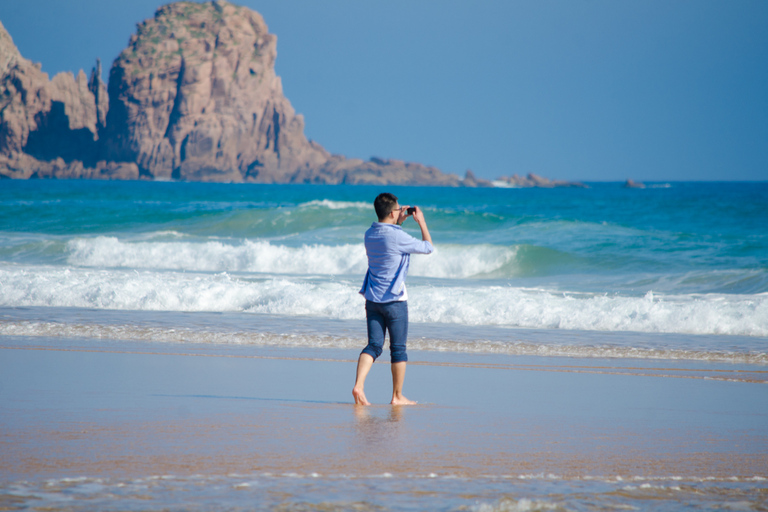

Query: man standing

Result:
[353,193,433,405]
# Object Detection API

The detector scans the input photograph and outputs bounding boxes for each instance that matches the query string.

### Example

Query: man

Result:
[353,192,433,405]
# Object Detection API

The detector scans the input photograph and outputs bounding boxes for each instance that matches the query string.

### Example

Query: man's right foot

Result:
[352,387,371,405]
[391,395,417,405]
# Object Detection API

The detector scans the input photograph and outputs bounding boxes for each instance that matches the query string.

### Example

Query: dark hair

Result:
[374,192,398,221]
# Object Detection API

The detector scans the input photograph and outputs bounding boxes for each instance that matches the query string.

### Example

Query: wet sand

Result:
[1,340,767,481]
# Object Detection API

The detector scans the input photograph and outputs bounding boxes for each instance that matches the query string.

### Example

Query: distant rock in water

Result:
[623,179,646,189]
[1,2,581,187]
[493,173,586,188]
[459,169,493,187]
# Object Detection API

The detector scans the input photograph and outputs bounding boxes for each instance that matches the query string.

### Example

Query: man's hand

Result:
[410,206,426,225]
[395,206,409,226]
[406,206,431,243]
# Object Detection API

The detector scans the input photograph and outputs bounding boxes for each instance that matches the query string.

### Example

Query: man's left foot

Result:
[391,395,417,405]
[353,387,371,405]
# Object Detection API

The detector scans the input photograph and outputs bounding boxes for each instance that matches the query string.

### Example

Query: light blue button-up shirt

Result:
[359,222,433,303]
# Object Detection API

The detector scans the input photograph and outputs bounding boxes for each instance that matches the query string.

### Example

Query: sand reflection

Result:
[352,405,406,451]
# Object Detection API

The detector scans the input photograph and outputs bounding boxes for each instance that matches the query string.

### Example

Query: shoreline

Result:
[2,305,767,365]
[2,339,766,483]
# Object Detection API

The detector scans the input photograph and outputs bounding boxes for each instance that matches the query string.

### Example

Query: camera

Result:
[406,207,416,215]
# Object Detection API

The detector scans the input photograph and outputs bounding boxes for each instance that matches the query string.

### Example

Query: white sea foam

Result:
[2,320,765,364]
[298,199,370,210]
[411,287,768,337]
[410,244,518,278]
[471,498,565,512]
[65,237,518,279]
[67,237,369,275]
[1,265,767,339]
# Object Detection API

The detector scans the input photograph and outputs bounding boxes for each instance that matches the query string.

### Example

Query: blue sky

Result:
[2,0,766,181]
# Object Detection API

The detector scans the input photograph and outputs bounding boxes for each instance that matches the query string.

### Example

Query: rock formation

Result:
[99,1,327,181]
[96,1,470,185]
[459,169,493,187]
[0,2,583,187]
[0,20,136,179]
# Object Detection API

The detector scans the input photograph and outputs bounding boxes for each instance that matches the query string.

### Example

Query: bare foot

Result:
[352,387,371,405]
[391,395,417,405]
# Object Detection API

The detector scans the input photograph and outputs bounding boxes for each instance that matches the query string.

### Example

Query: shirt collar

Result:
[372,222,402,230]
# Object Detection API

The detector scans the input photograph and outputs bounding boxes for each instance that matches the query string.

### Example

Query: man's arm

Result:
[395,205,433,254]
[411,206,432,244]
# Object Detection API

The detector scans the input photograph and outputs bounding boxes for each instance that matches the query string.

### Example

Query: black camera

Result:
[406,207,416,215]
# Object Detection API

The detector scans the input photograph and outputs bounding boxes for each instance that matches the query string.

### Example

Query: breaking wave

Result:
[65,237,519,279]
[2,265,766,338]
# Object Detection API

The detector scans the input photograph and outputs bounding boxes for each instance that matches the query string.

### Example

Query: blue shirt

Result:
[359,222,433,303]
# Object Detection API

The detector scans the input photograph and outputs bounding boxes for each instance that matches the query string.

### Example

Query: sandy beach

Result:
[2,336,766,510]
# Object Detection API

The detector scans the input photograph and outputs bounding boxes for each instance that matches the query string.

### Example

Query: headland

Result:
[0,2,583,187]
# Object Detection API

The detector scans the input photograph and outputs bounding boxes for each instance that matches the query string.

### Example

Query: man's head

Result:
[374,192,399,221]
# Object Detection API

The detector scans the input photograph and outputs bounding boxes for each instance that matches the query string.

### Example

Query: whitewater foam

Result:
[65,237,519,279]
[299,199,370,210]
[2,320,766,364]
[67,237,369,275]
[1,265,767,338]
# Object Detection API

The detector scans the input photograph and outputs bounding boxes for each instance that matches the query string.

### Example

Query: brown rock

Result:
[89,59,109,132]
[99,0,328,181]
[460,169,493,187]
[95,1,467,185]
[0,20,107,177]
[0,153,138,180]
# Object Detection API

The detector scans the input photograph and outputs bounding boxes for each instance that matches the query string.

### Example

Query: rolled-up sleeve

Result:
[395,230,433,255]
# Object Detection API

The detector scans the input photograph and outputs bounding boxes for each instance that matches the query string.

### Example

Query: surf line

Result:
[2,345,766,384]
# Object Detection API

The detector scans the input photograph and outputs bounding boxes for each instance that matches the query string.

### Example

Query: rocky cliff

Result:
[0,20,136,179]
[0,2,579,187]
[100,1,328,181]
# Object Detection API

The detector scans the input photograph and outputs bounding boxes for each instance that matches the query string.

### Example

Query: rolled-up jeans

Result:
[362,300,408,363]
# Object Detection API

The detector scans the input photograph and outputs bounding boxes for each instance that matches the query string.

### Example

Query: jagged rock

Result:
[95,1,475,185]
[459,169,493,187]
[99,0,327,181]
[89,59,108,132]
[0,20,107,177]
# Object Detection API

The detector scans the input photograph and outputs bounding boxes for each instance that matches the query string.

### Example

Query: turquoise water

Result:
[1,180,767,359]
[3,181,766,282]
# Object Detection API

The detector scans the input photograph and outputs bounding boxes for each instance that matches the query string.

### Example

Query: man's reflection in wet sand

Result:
[352,405,405,448]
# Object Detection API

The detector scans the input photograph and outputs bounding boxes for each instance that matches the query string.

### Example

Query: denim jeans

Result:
[362,300,409,363]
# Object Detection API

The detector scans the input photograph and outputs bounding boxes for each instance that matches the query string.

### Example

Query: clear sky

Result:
[2,0,766,181]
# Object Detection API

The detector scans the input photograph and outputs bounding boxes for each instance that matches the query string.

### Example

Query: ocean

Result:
[1,179,767,511]
[1,180,766,360]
